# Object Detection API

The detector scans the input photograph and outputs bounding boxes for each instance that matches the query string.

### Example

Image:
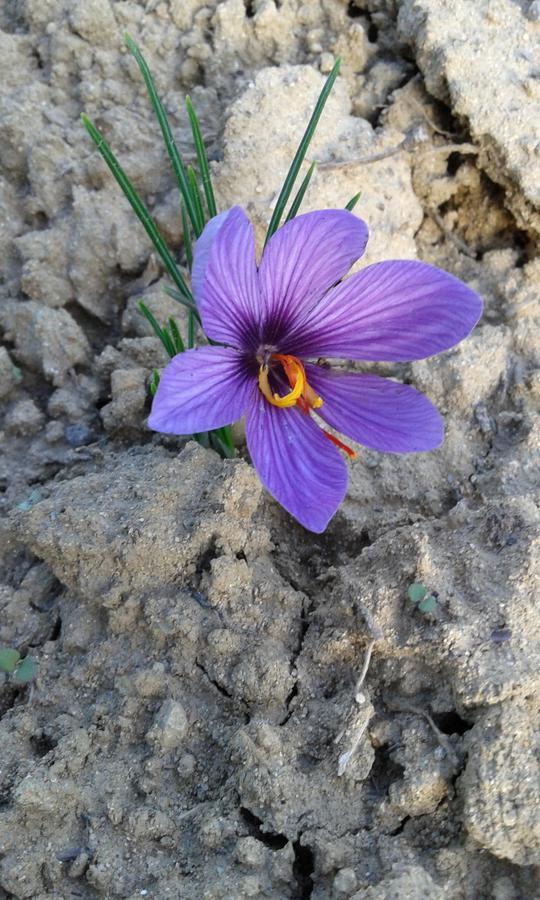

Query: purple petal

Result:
[285,260,483,361]
[245,394,347,532]
[305,365,444,453]
[191,209,231,306]
[147,346,256,435]
[196,206,260,350]
[258,210,368,345]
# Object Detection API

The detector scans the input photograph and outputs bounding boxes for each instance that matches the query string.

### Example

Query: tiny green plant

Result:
[407,583,439,616]
[0,648,38,685]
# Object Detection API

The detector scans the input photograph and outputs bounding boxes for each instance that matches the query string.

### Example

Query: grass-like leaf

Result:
[285,161,316,223]
[124,33,201,236]
[264,57,341,246]
[149,369,160,396]
[163,286,201,322]
[167,316,185,355]
[187,165,205,235]
[180,201,196,347]
[137,300,176,357]
[345,191,361,212]
[81,115,192,302]
[181,199,193,270]
[185,95,218,219]
[210,432,235,459]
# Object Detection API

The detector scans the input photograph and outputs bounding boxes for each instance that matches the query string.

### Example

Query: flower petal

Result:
[258,209,368,345]
[245,394,347,532]
[195,206,260,350]
[286,260,483,361]
[191,208,231,305]
[305,365,444,453]
[147,346,256,435]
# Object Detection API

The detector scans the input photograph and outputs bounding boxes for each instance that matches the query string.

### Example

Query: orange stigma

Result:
[257,354,356,459]
[322,431,356,459]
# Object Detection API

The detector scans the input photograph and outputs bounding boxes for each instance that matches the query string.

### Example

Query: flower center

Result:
[257,353,356,459]
[258,354,323,410]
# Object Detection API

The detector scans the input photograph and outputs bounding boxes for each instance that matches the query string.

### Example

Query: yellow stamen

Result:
[258,353,323,410]
[305,383,323,409]
[258,360,305,407]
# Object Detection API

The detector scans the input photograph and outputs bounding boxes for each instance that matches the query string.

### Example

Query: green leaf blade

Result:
[345,191,361,212]
[81,114,192,302]
[187,165,205,235]
[185,95,218,219]
[264,57,341,245]
[285,161,316,223]
[137,300,176,357]
[167,317,185,355]
[123,33,200,235]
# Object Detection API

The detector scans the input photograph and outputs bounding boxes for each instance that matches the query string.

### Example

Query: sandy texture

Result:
[1,0,539,898]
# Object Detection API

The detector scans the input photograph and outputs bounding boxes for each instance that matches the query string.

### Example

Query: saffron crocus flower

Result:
[148,208,482,532]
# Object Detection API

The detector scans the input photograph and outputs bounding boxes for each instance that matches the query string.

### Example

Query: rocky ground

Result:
[1,0,539,897]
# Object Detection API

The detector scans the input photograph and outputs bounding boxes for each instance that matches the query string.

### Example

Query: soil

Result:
[1,1,539,898]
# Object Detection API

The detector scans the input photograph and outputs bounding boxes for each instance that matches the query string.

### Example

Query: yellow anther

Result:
[305,383,323,409]
[258,360,305,408]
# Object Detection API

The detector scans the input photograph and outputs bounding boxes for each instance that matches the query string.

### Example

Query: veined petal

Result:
[258,209,368,345]
[147,346,256,435]
[286,260,483,361]
[196,207,261,350]
[306,365,444,453]
[245,393,347,532]
[191,208,231,306]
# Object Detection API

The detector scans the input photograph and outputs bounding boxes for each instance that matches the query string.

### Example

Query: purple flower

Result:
[148,207,482,532]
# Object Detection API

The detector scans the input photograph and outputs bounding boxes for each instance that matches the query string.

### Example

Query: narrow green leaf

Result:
[123,33,200,234]
[214,425,235,454]
[137,300,175,357]
[187,313,196,349]
[285,161,316,222]
[12,657,37,685]
[180,199,197,348]
[81,114,192,302]
[181,200,193,271]
[163,286,201,323]
[345,191,361,212]
[209,433,235,459]
[0,648,20,673]
[264,57,341,245]
[187,165,205,235]
[149,369,160,396]
[168,316,185,354]
[194,431,210,449]
[185,95,218,219]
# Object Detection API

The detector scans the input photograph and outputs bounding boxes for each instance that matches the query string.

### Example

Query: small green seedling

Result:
[0,648,38,684]
[0,648,20,673]
[407,582,427,604]
[16,488,42,512]
[12,657,38,685]
[407,583,439,617]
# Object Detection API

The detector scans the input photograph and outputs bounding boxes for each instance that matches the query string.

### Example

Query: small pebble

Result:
[526,0,540,21]
[490,626,511,644]
[64,423,95,447]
